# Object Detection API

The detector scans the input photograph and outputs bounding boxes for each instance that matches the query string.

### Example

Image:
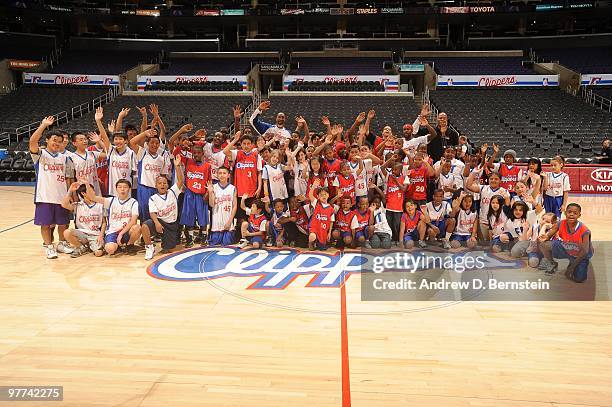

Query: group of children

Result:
[30,101,594,282]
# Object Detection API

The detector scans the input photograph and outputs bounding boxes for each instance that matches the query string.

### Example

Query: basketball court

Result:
[1,185,611,406]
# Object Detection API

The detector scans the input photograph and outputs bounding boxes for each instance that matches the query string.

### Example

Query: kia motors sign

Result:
[23,72,119,86]
[437,74,559,87]
[534,165,612,194]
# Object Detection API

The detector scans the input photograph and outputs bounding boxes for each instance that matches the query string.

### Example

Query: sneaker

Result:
[194,234,202,244]
[539,258,558,274]
[364,242,372,249]
[200,233,208,247]
[144,244,155,260]
[442,239,451,250]
[126,244,139,256]
[70,246,87,258]
[184,236,194,248]
[45,245,58,259]
[56,241,74,254]
[265,237,273,247]
[417,240,427,249]
[238,238,249,248]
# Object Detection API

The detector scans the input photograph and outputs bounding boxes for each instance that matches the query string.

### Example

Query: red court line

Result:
[340,277,351,407]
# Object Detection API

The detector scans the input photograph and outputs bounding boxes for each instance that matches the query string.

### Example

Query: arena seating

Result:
[536,47,612,73]
[47,51,158,74]
[429,87,612,158]
[0,85,112,137]
[159,58,274,76]
[289,57,388,75]
[59,95,252,136]
[287,81,385,92]
[589,86,612,100]
[262,95,419,135]
[426,57,533,75]
[145,81,243,91]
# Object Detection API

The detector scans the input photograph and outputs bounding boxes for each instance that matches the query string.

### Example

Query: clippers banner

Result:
[23,73,119,86]
[581,74,612,86]
[437,74,559,87]
[137,75,248,91]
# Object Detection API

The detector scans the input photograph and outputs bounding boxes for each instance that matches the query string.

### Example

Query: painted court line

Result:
[340,269,351,407]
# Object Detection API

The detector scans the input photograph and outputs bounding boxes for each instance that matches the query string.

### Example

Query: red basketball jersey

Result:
[185,159,211,195]
[499,163,521,192]
[234,150,260,197]
[335,209,355,233]
[407,165,428,201]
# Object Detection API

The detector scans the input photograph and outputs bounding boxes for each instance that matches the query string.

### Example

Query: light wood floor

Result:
[0,186,611,407]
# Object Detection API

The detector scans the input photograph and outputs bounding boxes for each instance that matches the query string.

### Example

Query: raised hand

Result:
[136,106,147,116]
[233,105,243,119]
[480,143,488,154]
[419,115,429,126]
[331,124,344,138]
[312,178,321,187]
[258,100,271,111]
[356,111,366,123]
[492,143,500,154]
[107,120,116,134]
[180,123,193,133]
[241,193,249,201]
[321,115,331,126]
[94,107,103,122]
[87,132,101,144]
[68,181,81,192]
[367,109,376,120]
[420,103,430,117]
[149,103,159,117]
[145,128,157,138]
[118,107,130,118]
[41,116,55,127]
[206,180,214,192]
[173,155,183,169]
[296,115,306,126]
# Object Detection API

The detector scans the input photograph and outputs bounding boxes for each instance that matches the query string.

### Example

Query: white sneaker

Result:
[144,244,155,261]
[56,241,74,254]
[46,245,58,259]
[442,239,451,249]
[238,238,249,248]
[417,240,427,249]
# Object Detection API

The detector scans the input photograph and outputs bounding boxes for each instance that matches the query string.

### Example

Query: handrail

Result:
[15,111,68,141]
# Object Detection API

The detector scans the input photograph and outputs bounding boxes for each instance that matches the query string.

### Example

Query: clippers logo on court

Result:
[147,247,521,290]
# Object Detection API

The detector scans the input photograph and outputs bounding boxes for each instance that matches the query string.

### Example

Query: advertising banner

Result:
[23,73,119,86]
[283,75,400,91]
[437,74,559,87]
[9,60,42,70]
[580,74,612,86]
[137,75,248,91]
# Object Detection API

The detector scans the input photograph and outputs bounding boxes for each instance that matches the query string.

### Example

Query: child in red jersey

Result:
[399,199,427,249]
[284,196,310,248]
[405,151,434,207]
[332,161,358,207]
[539,203,593,282]
[308,179,335,250]
[384,163,410,244]
[320,144,342,199]
[239,195,267,249]
[179,144,212,247]
[305,157,325,202]
[492,147,523,196]
[223,131,263,239]
[351,196,374,248]
[332,196,355,248]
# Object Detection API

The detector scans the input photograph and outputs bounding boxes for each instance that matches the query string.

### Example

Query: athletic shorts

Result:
[180,188,209,227]
[551,240,592,282]
[247,225,264,245]
[34,202,69,226]
[105,231,130,245]
[208,230,235,246]
[354,228,369,240]
[450,234,471,243]
[74,230,103,251]
[403,229,419,242]
[269,225,284,242]
[544,195,564,217]
[143,218,179,250]
[137,184,157,220]
[430,219,446,238]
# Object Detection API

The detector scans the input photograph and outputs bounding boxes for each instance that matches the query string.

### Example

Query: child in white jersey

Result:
[450,193,478,249]
[542,157,570,218]
[207,166,238,246]
[262,150,291,202]
[29,116,73,259]
[62,182,106,258]
[85,179,141,255]
[141,157,184,260]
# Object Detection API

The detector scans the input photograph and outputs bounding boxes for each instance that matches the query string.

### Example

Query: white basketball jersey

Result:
[293,162,308,197]
[138,147,167,188]
[437,172,459,200]
[489,211,508,239]
[545,172,570,197]
[205,145,227,181]
[108,146,136,196]
[211,183,236,232]
[104,197,139,234]
[32,149,69,204]
[148,184,180,223]
[425,201,451,222]
[479,185,508,223]
[455,209,477,236]
[263,164,288,200]
[350,159,371,197]
[67,150,101,195]
[74,201,104,235]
